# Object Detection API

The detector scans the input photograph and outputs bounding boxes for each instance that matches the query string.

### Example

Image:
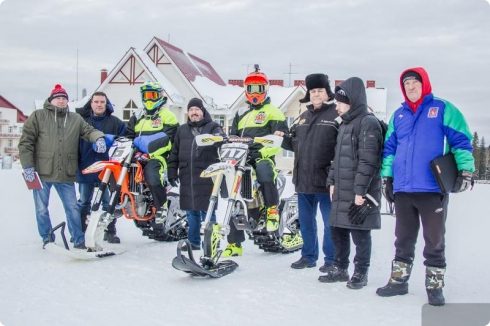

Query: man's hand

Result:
[382,177,395,204]
[453,171,472,193]
[24,166,36,182]
[169,178,179,188]
[93,137,107,153]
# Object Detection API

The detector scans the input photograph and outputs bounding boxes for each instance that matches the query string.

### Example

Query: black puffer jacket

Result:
[167,109,222,211]
[327,77,382,230]
[281,102,339,193]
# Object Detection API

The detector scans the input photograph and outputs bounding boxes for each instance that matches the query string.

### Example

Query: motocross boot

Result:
[266,206,280,232]
[222,243,243,257]
[154,204,168,224]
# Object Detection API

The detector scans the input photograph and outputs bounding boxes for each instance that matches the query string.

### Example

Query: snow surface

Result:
[0,165,489,326]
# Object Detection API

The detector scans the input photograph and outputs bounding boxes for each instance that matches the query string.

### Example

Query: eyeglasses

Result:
[142,91,160,100]
[246,84,266,94]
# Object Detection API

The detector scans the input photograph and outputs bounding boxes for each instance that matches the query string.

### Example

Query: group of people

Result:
[19,65,475,307]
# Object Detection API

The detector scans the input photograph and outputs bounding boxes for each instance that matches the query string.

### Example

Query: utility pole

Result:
[283,63,298,87]
[242,63,253,75]
[76,49,79,101]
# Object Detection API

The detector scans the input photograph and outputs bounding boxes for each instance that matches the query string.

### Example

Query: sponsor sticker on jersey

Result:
[254,112,266,124]
[152,117,162,128]
[428,107,439,118]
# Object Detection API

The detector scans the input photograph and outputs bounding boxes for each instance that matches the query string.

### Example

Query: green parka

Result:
[19,99,104,183]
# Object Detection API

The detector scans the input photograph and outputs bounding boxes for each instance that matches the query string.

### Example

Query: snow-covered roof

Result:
[191,76,244,111]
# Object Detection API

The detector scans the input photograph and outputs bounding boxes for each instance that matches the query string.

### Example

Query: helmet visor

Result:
[246,84,266,94]
[142,91,160,101]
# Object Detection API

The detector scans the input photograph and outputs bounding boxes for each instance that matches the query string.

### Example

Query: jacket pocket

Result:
[36,152,53,176]
[67,153,78,176]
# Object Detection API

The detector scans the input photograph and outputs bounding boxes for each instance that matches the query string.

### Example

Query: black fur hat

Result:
[299,73,334,103]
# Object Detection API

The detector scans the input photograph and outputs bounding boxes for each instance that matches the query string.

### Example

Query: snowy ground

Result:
[0,164,489,326]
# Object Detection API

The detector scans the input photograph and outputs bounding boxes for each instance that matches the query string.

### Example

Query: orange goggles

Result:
[246,84,266,94]
[142,91,160,100]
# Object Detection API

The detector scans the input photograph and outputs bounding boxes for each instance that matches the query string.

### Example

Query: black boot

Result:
[376,260,412,297]
[318,266,349,283]
[426,267,445,306]
[347,270,368,289]
[104,232,121,244]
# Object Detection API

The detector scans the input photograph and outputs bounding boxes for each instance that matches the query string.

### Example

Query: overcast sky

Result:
[1,0,490,140]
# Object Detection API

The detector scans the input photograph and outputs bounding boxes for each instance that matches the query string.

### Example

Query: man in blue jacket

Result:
[77,92,126,243]
[376,67,475,306]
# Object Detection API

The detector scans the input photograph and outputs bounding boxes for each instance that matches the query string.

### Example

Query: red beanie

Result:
[50,84,68,101]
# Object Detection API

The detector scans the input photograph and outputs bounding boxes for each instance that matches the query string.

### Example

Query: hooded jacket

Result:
[167,107,222,210]
[327,77,382,230]
[19,99,104,183]
[281,101,339,193]
[381,67,475,193]
[76,98,126,183]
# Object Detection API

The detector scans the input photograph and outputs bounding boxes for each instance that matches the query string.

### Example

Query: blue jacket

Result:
[76,98,126,183]
[381,67,475,193]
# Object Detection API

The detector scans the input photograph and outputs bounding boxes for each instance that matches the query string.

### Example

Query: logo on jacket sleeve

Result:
[254,112,266,124]
[428,107,439,118]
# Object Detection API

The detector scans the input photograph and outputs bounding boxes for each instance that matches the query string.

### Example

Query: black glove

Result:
[453,170,472,193]
[348,194,379,225]
[247,151,262,163]
[169,178,179,188]
[382,177,395,204]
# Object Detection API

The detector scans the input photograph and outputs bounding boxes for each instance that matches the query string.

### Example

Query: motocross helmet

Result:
[140,81,167,112]
[244,65,269,105]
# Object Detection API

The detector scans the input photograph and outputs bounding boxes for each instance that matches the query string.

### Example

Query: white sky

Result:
[0,0,490,141]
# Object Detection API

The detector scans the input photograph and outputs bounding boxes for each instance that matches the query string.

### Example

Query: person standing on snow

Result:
[19,84,106,249]
[275,73,337,272]
[125,81,179,224]
[376,67,475,306]
[319,77,382,290]
[167,98,222,251]
[76,91,126,243]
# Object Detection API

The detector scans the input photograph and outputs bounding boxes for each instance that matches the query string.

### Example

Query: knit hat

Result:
[402,71,422,84]
[334,88,350,104]
[187,98,204,111]
[50,84,69,101]
[299,74,334,103]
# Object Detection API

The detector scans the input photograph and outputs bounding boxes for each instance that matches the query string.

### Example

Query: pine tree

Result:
[472,132,480,178]
[478,138,487,180]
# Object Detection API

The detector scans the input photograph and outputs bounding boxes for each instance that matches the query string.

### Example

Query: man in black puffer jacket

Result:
[167,98,223,250]
[320,77,382,290]
[76,92,126,243]
[277,73,338,272]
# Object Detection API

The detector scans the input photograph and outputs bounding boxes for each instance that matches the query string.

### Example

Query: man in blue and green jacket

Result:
[376,67,475,306]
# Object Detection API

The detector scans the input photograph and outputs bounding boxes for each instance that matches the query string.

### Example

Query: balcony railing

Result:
[4,147,19,154]
[0,133,22,139]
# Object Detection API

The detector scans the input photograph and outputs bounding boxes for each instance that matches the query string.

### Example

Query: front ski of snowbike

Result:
[172,134,283,277]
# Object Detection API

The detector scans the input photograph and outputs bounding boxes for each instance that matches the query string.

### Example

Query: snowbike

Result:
[172,134,300,277]
[44,136,187,260]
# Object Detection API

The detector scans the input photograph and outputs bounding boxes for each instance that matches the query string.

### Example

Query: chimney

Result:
[82,88,87,98]
[294,80,305,86]
[101,69,108,84]
[269,79,284,87]
[366,80,376,88]
[228,79,244,87]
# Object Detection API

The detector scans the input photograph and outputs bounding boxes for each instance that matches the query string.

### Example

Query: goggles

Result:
[246,84,266,94]
[142,91,160,101]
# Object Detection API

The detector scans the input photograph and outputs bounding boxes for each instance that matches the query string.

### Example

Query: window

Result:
[282,116,295,158]
[19,126,23,133]
[213,115,226,129]
[8,140,13,147]
[8,126,13,133]
[123,99,139,122]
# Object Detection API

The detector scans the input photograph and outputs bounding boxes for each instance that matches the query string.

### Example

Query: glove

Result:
[134,151,150,163]
[382,177,395,204]
[453,170,472,193]
[348,194,379,225]
[169,178,179,188]
[104,134,115,149]
[247,151,262,163]
[24,166,36,182]
[92,137,107,153]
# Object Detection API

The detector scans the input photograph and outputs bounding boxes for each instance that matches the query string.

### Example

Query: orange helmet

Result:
[244,65,269,105]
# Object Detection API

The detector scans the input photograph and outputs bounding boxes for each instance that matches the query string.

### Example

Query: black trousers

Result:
[144,159,167,210]
[330,226,372,273]
[394,192,449,268]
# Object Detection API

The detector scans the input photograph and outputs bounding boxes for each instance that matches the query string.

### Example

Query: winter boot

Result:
[319,262,334,273]
[266,206,280,232]
[318,266,350,283]
[376,260,413,297]
[291,257,316,269]
[222,243,243,257]
[347,270,368,289]
[104,232,121,244]
[426,266,446,306]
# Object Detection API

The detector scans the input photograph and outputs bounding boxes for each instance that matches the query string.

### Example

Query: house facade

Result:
[0,95,28,164]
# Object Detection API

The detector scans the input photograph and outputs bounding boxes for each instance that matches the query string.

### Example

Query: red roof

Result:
[155,37,226,86]
[0,95,28,122]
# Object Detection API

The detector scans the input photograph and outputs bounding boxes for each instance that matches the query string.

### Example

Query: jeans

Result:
[33,181,84,244]
[330,226,372,273]
[78,183,117,233]
[298,193,334,264]
[186,210,216,247]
